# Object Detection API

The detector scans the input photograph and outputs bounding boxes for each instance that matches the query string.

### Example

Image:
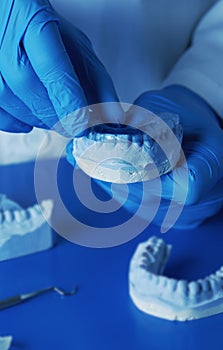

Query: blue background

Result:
[0,159,222,350]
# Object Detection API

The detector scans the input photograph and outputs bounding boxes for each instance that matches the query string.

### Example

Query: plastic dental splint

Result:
[72,112,183,184]
[129,236,223,321]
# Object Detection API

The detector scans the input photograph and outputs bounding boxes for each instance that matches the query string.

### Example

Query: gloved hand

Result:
[127,85,223,228]
[75,85,223,229]
[131,85,223,205]
[0,0,121,135]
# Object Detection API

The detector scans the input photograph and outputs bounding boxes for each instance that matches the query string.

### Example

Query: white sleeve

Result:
[162,0,223,119]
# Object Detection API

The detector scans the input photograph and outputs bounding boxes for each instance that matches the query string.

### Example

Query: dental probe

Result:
[0,286,78,310]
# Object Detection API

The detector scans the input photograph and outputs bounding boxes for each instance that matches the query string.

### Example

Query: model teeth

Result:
[14,210,24,223]
[129,236,223,321]
[27,205,41,218]
[132,134,143,145]
[95,133,101,141]
[86,129,148,147]
[4,210,13,223]
[166,278,178,293]
[141,251,155,265]
[199,278,211,293]
[0,198,53,247]
[208,275,220,294]
[216,268,223,278]
[88,131,95,140]
[177,280,189,298]
[18,210,29,221]
[159,276,168,288]
[120,134,131,141]
[189,281,201,297]
[143,139,154,150]
[73,118,183,183]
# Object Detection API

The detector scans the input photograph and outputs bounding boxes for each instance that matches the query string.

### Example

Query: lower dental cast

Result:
[129,236,223,321]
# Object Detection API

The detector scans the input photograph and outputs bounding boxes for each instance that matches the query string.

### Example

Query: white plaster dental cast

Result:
[129,236,223,321]
[0,194,54,261]
[72,112,183,183]
[0,336,12,350]
[0,129,68,165]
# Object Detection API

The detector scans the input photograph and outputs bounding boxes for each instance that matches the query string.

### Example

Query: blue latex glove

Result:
[0,0,120,135]
[68,85,223,229]
[131,85,223,205]
[126,85,223,228]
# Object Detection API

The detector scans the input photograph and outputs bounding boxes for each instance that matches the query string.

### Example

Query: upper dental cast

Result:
[72,112,183,184]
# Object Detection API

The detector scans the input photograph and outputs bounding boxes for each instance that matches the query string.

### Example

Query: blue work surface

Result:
[0,159,222,350]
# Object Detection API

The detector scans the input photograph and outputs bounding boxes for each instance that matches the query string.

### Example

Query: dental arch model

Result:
[0,194,53,260]
[129,236,223,321]
[72,113,183,183]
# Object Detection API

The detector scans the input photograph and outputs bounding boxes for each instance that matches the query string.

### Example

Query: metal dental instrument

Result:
[0,286,78,310]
